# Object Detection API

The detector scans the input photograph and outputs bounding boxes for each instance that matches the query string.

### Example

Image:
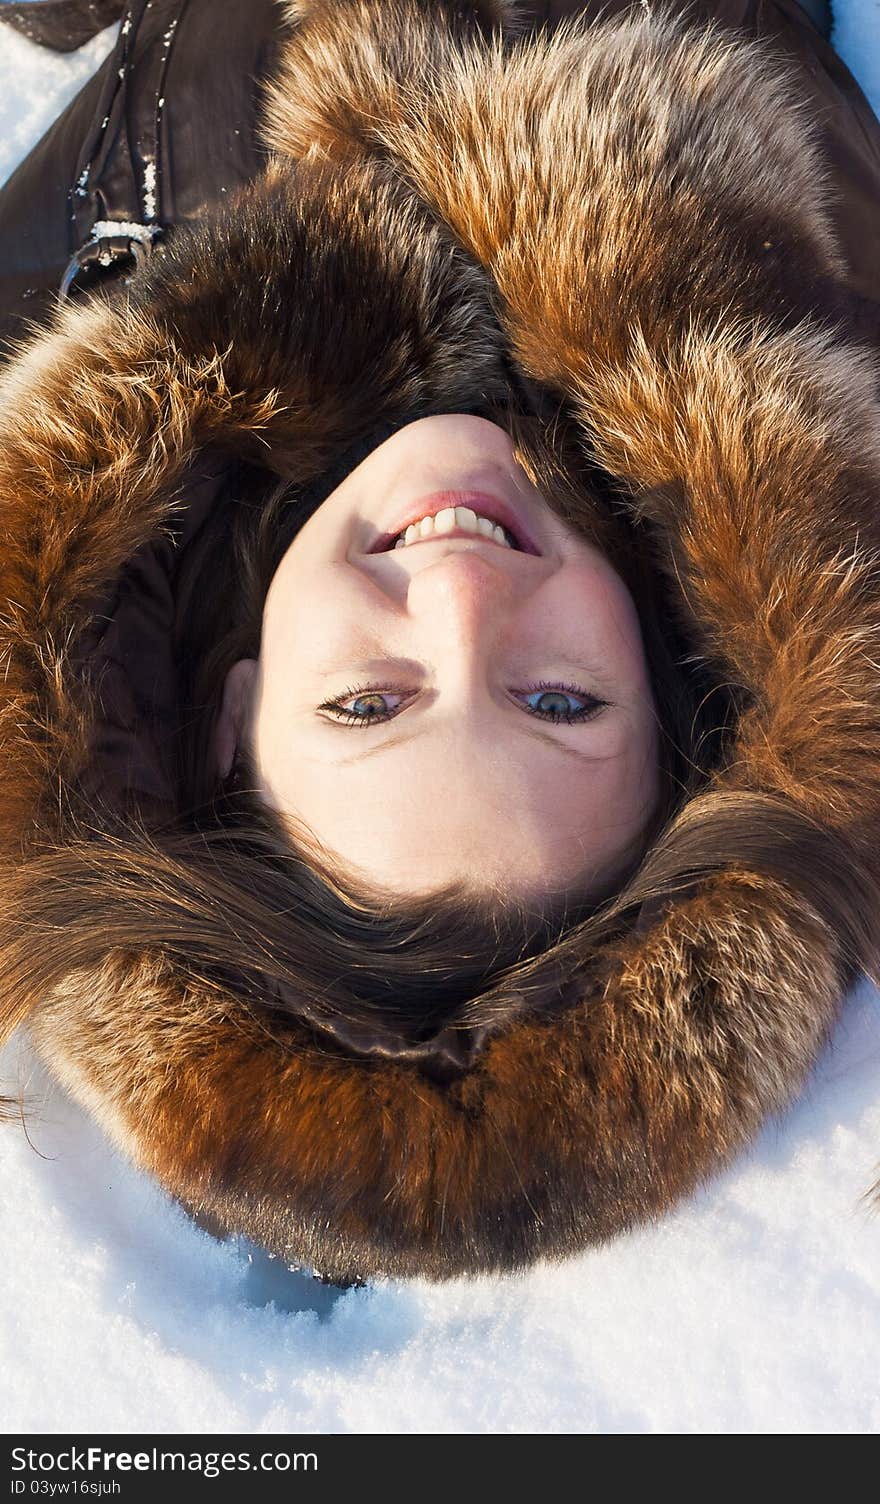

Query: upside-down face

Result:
[214,413,661,901]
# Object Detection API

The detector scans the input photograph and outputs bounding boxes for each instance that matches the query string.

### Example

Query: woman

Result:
[0,0,879,1283]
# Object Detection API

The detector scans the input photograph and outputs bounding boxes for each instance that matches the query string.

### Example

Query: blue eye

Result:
[318,681,609,727]
[519,685,607,722]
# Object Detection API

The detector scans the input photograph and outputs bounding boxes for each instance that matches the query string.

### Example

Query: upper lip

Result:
[367,491,541,555]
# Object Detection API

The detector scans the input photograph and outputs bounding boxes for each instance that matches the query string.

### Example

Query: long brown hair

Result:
[2,398,877,1109]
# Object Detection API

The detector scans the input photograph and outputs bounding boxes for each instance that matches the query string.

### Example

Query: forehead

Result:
[261,710,660,897]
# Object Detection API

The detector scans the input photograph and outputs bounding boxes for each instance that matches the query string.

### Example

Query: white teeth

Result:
[391,508,515,549]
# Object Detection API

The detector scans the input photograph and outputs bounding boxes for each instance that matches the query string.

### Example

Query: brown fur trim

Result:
[263,0,531,165]
[5,1,880,1276]
[28,872,842,1280]
[280,0,522,31]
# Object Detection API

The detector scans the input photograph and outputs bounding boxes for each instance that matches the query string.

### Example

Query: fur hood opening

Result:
[2,0,880,1279]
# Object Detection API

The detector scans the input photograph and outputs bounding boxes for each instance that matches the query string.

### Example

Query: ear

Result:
[213,658,260,779]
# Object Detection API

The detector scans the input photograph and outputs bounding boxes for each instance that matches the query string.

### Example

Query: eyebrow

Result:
[328,720,606,766]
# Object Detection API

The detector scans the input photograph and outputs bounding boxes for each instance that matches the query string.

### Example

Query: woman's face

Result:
[215,415,661,900]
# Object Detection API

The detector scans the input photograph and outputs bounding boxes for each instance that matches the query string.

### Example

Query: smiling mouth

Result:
[394,535,517,559]
[369,491,539,554]
[374,525,522,555]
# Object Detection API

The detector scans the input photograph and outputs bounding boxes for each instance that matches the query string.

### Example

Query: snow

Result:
[1,4,879,1437]
[0,21,120,191]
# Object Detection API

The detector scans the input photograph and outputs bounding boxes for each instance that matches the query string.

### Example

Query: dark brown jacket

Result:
[2,0,880,1281]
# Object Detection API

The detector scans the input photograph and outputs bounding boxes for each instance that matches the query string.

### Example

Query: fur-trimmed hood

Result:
[2,0,880,1280]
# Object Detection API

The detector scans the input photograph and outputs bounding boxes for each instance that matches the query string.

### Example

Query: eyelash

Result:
[317,680,610,727]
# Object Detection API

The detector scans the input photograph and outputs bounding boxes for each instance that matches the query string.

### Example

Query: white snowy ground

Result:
[1,3,880,1437]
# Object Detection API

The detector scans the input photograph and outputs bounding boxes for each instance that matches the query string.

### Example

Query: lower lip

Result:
[370,491,540,554]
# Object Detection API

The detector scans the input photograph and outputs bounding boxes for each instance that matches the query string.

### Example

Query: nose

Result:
[401,548,520,700]
[404,548,518,640]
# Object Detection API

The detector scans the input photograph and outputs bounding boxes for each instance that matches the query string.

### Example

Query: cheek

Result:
[554,561,651,680]
[262,561,367,662]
